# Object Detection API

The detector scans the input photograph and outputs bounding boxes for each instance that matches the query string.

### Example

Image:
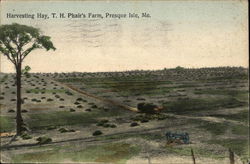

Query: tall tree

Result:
[0,23,55,135]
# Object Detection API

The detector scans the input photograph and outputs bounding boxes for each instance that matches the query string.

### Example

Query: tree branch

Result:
[3,39,18,65]
[0,44,17,65]
[21,43,40,61]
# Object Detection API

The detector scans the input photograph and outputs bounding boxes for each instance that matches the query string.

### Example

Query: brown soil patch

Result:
[0,132,16,137]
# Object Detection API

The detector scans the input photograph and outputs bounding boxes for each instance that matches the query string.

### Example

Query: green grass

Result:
[188,119,229,136]
[12,142,141,163]
[209,110,249,124]
[0,116,15,132]
[90,80,173,96]
[231,125,249,135]
[194,89,248,101]
[58,74,159,83]
[178,84,199,88]
[200,122,228,136]
[188,119,248,136]
[166,146,225,159]
[208,74,248,80]
[162,97,246,114]
[27,109,127,130]
[26,89,67,93]
[58,77,173,96]
[206,139,249,161]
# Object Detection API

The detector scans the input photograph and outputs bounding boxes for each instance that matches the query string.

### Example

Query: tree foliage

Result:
[0,23,56,67]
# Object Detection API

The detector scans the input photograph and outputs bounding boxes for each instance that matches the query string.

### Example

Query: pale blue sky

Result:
[0,0,248,72]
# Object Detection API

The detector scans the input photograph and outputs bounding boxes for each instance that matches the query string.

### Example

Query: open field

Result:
[0,67,249,163]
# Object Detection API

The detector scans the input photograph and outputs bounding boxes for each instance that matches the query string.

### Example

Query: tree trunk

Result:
[16,62,23,135]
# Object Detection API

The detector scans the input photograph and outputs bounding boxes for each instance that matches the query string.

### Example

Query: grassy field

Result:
[26,108,127,130]
[12,142,141,163]
[0,67,249,163]
[0,116,15,133]
[162,97,247,114]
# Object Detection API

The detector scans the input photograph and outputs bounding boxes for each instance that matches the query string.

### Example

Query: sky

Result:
[0,0,248,73]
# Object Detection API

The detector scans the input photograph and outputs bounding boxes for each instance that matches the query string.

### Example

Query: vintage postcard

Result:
[0,0,249,163]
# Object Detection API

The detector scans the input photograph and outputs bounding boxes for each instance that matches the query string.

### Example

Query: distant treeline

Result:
[1,67,248,82]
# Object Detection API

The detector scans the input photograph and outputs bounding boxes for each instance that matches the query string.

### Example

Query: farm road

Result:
[49,77,138,112]
[1,125,167,150]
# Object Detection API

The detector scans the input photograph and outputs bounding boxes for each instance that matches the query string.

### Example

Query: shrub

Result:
[8,109,15,113]
[96,119,109,126]
[93,130,102,136]
[68,129,75,132]
[21,109,28,113]
[76,98,83,101]
[96,122,104,126]
[21,133,32,140]
[137,103,158,114]
[77,105,83,108]
[103,123,110,128]
[85,108,91,112]
[36,136,52,144]
[91,105,97,108]
[140,119,149,123]
[157,115,168,120]
[74,102,80,105]
[70,108,75,112]
[65,91,73,95]
[110,124,117,128]
[58,128,75,133]
[130,122,139,127]
[47,98,53,102]
[58,128,68,133]
[59,106,64,108]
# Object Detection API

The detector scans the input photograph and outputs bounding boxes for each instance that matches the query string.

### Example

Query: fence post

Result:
[229,148,235,164]
[147,152,151,164]
[191,148,196,164]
